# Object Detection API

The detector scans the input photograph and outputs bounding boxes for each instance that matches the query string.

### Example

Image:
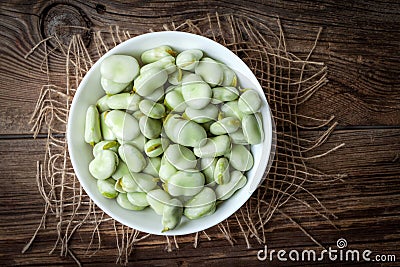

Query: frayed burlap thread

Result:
[24,13,345,265]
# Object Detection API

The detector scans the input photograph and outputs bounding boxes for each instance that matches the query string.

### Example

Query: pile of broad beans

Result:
[84,46,263,232]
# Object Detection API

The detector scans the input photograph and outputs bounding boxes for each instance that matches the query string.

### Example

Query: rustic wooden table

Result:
[1,0,399,266]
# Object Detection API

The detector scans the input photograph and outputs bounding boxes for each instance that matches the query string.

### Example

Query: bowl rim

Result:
[67,31,273,235]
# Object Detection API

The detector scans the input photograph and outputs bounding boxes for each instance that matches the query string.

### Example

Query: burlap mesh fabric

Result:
[24,13,345,265]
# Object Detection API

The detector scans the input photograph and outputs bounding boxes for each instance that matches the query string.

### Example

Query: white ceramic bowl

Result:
[68,31,273,235]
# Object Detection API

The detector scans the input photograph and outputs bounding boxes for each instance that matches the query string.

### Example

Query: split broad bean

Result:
[84,46,265,232]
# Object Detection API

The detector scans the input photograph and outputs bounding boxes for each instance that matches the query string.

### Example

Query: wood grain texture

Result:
[0,0,399,265]
[0,0,399,134]
[1,129,399,265]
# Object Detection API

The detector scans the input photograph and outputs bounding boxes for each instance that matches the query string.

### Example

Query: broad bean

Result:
[238,90,262,114]
[144,138,165,158]
[89,150,119,180]
[118,144,146,172]
[112,161,130,180]
[139,99,165,119]
[127,192,149,207]
[104,110,140,141]
[101,77,130,95]
[97,178,118,198]
[214,157,230,185]
[139,116,162,139]
[142,157,161,177]
[181,81,212,110]
[146,189,171,215]
[211,86,239,104]
[184,104,218,123]
[117,193,146,210]
[200,157,217,185]
[93,140,119,157]
[100,112,116,140]
[140,55,176,75]
[159,155,177,183]
[85,105,102,145]
[242,113,263,145]
[141,45,176,64]
[228,144,253,171]
[215,170,247,200]
[194,135,231,158]
[184,187,216,219]
[176,49,203,71]
[134,67,168,97]
[165,170,205,197]
[210,117,240,135]
[162,198,183,232]
[100,55,139,83]
[106,92,141,111]
[195,57,224,87]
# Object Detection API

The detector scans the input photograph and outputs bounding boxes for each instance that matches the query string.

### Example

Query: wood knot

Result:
[95,4,106,14]
[40,3,92,49]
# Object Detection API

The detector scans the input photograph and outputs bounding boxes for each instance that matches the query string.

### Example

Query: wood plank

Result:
[1,129,399,265]
[0,0,399,134]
